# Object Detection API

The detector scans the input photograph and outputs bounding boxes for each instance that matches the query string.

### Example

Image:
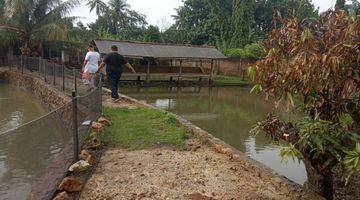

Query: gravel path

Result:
[80,146,321,200]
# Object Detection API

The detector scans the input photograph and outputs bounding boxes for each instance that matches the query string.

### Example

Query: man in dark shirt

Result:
[99,45,135,100]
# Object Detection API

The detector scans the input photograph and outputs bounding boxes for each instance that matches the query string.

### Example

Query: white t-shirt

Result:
[84,51,100,73]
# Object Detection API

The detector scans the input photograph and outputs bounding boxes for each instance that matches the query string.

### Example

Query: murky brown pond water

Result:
[122,86,307,185]
[0,84,67,199]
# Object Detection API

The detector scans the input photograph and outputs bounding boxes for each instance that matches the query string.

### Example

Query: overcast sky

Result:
[72,0,336,29]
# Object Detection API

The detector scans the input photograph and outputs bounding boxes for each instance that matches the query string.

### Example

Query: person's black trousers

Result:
[107,69,122,99]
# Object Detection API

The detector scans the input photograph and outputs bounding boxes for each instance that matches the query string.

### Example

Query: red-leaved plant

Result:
[250,10,359,199]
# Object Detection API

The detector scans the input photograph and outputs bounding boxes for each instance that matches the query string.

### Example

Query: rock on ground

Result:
[58,177,83,193]
[80,147,321,200]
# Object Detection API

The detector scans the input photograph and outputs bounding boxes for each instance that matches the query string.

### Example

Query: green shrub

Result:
[227,43,263,60]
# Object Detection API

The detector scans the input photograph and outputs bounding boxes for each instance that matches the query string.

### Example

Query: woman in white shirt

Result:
[83,45,100,88]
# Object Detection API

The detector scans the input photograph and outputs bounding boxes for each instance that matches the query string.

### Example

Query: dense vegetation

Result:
[165,0,318,53]
[0,0,82,55]
[1,0,359,56]
[250,10,359,199]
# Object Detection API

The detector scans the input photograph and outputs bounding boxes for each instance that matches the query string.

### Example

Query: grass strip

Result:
[102,107,190,150]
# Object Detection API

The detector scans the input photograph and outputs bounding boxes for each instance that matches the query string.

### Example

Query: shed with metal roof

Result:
[94,39,226,60]
[93,39,226,84]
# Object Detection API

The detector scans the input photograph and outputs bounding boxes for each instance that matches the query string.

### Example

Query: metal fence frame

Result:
[0,54,103,199]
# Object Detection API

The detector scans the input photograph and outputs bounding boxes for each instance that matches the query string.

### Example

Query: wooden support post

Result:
[72,91,79,162]
[209,59,214,85]
[146,58,150,84]
[178,60,183,83]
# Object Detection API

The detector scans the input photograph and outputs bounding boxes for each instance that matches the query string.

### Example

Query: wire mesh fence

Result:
[0,54,103,199]
[2,55,94,95]
[0,101,74,199]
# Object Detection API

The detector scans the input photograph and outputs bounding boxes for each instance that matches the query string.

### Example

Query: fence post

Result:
[21,56,24,74]
[146,58,150,84]
[99,74,103,116]
[73,68,77,93]
[72,91,79,162]
[43,60,47,82]
[38,57,41,74]
[178,60,183,83]
[20,55,23,70]
[53,62,56,85]
[62,65,65,91]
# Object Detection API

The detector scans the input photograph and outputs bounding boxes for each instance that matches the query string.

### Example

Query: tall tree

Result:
[351,0,360,15]
[162,25,188,44]
[336,0,346,10]
[87,0,107,16]
[0,0,17,50]
[208,0,257,50]
[87,0,147,40]
[172,0,218,45]
[143,25,162,43]
[0,0,79,55]
[172,0,318,52]
[254,0,318,38]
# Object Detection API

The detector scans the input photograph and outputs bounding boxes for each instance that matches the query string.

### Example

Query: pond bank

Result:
[80,91,322,200]
[118,75,251,87]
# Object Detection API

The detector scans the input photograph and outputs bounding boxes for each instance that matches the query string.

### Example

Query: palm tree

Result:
[0,0,79,56]
[109,0,130,14]
[87,0,108,16]
[86,0,146,36]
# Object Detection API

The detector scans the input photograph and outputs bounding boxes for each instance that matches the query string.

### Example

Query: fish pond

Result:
[0,83,67,199]
[122,86,307,185]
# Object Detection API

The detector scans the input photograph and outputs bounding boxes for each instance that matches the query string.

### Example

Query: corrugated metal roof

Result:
[94,39,227,59]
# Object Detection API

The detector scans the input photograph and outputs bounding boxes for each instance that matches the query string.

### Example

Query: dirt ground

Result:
[80,146,322,200]
[102,91,139,109]
[80,92,322,200]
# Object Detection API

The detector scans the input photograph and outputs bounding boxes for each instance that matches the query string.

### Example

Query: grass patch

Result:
[213,75,251,85]
[102,107,190,150]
